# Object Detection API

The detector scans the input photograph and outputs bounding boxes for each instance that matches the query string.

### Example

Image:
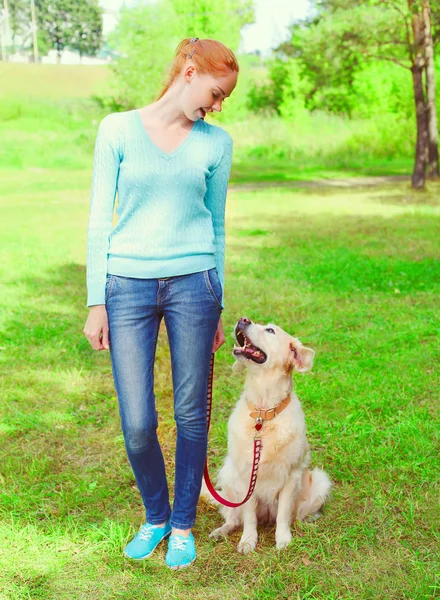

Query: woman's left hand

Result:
[212,317,225,353]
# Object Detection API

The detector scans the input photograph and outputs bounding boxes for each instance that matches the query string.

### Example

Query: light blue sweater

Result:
[86,109,233,308]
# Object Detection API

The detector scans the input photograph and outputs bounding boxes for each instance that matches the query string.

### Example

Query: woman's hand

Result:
[83,305,110,351]
[212,317,225,353]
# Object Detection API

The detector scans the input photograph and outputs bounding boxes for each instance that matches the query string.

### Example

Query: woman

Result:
[83,37,238,570]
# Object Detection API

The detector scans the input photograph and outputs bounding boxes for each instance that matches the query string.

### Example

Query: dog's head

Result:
[232,317,314,375]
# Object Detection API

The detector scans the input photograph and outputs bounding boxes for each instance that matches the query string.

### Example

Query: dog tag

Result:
[255,417,263,431]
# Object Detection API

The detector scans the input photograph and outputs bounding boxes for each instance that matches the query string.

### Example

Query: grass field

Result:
[1,61,439,599]
[0,63,112,99]
[0,63,416,178]
[1,164,439,598]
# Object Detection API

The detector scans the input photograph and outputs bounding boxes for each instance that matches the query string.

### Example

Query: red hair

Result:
[156,38,239,100]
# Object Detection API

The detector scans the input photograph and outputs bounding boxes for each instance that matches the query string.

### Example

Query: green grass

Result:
[0,62,111,99]
[0,97,415,179]
[1,63,438,598]
[0,63,416,178]
[0,166,439,599]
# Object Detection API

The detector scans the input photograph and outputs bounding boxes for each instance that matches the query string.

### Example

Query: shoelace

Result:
[138,524,155,542]
[170,537,189,551]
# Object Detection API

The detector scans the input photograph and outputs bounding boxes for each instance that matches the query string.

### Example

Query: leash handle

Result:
[203,352,262,507]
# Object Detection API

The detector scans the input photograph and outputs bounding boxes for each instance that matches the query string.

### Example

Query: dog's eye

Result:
[266,328,275,334]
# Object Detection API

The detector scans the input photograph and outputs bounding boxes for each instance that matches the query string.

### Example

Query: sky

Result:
[99,0,312,54]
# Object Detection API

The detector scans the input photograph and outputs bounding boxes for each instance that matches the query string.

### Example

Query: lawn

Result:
[0,165,439,599]
[0,63,416,178]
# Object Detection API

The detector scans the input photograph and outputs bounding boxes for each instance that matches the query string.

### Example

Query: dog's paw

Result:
[275,528,292,550]
[237,534,258,554]
[305,511,322,523]
[209,526,228,539]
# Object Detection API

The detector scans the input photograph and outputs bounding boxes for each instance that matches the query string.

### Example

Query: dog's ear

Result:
[232,359,246,374]
[289,339,315,372]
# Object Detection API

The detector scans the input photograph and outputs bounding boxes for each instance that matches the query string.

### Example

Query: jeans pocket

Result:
[105,274,116,303]
[204,268,223,310]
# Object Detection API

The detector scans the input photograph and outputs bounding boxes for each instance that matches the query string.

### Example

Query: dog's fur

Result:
[200,317,331,553]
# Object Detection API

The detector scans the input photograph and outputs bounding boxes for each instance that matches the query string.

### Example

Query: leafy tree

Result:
[277,0,439,188]
[35,0,75,62]
[247,58,311,120]
[35,0,103,62]
[169,0,254,51]
[8,0,29,42]
[107,0,182,109]
[69,0,103,59]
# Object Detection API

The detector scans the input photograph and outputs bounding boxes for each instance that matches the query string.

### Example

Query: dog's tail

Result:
[295,467,332,521]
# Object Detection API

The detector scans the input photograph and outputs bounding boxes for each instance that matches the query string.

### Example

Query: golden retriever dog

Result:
[200,316,331,553]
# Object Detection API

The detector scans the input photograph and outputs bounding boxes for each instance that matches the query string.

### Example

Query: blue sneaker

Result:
[165,532,197,570]
[124,517,172,560]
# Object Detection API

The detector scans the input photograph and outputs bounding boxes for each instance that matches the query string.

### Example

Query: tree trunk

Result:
[411,65,429,188]
[422,0,439,178]
[409,2,428,189]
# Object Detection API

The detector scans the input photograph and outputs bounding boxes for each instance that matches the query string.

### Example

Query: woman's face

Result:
[183,67,238,121]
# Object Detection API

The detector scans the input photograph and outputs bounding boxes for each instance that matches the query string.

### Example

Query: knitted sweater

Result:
[86,109,233,308]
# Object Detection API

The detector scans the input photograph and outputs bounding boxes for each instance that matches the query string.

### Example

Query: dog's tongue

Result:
[244,346,262,358]
[234,342,264,360]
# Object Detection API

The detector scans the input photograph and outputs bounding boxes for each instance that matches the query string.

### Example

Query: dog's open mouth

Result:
[234,328,267,364]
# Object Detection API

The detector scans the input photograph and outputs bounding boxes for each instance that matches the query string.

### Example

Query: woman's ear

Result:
[289,339,315,373]
[232,359,246,374]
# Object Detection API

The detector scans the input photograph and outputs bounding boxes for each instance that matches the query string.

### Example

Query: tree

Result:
[69,0,103,60]
[169,0,254,51]
[35,0,103,62]
[278,0,439,188]
[8,0,28,43]
[422,0,439,177]
[35,0,75,63]
[108,0,182,109]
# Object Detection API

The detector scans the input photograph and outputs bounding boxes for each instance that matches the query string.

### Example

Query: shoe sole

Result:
[124,530,172,560]
[167,558,196,570]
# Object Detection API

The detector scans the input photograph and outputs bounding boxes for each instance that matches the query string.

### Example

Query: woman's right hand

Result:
[83,305,110,351]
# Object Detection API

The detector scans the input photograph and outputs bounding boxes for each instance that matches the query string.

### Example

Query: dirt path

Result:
[229,175,410,191]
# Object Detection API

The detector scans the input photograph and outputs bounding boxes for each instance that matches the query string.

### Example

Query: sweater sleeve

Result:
[86,114,121,307]
[204,132,233,309]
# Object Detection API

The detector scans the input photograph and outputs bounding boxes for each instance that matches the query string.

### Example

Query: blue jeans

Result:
[105,267,223,530]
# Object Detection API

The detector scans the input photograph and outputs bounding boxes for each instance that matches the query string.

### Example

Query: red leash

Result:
[203,353,263,507]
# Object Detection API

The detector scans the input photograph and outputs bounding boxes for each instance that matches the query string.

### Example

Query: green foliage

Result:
[279,2,412,116]
[169,0,254,51]
[8,0,29,40]
[350,61,414,119]
[277,60,309,121]
[35,0,103,58]
[247,58,311,120]
[107,1,182,109]
[246,55,417,122]
[0,162,439,598]
[69,0,103,58]
[36,29,52,57]
[253,1,440,123]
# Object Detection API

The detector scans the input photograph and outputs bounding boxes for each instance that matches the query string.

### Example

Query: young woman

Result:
[83,37,238,569]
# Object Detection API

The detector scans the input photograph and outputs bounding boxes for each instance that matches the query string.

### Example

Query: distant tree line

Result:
[8,0,103,62]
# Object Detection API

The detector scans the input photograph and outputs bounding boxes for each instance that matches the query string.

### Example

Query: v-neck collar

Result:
[134,109,200,160]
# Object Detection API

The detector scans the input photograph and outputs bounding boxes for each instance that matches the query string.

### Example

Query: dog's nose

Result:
[240,317,251,325]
